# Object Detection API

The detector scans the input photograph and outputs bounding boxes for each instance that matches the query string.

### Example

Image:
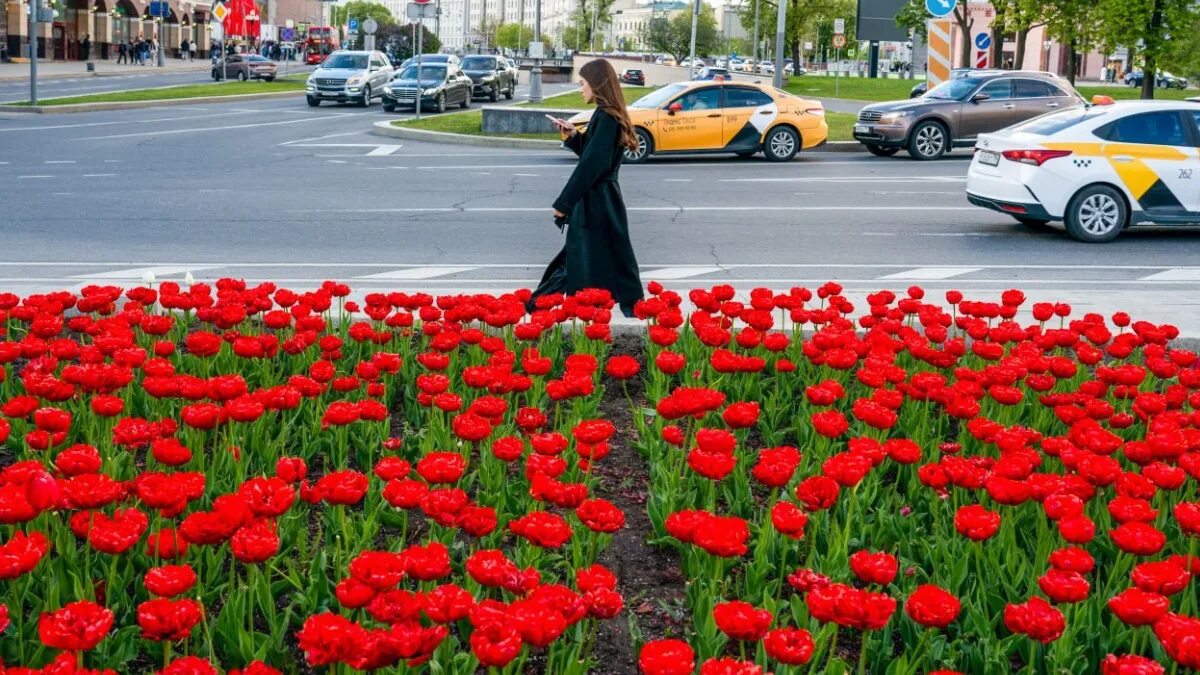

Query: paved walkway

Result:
[0,58,303,82]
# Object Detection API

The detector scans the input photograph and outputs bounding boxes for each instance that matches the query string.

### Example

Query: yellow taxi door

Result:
[721,85,778,150]
[655,86,723,152]
[1101,110,1199,215]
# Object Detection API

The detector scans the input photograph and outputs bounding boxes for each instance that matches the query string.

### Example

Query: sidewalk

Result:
[0,59,213,82]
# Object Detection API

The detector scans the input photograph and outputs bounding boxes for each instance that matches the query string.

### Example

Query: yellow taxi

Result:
[568,79,828,162]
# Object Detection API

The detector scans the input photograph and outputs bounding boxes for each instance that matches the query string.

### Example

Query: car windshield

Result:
[399,65,445,80]
[461,56,496,69]
[1011,108,1108,135]
[323,54,368,70]
[630,83,687,108]
[925,78,980,100]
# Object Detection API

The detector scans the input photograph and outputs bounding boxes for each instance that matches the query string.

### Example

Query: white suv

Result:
[306,50,394,107]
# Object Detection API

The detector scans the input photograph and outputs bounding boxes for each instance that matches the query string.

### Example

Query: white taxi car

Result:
[966,99,1200,242]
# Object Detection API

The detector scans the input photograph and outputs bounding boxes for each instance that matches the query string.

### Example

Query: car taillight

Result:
[1001,149,1073,166]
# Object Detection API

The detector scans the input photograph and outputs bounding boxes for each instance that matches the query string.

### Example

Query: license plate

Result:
[978,150,1000,166]
[854,124,869,134]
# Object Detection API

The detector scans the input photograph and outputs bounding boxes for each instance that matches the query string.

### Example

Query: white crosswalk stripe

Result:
[357,266,480,280]
[877,267,982,280]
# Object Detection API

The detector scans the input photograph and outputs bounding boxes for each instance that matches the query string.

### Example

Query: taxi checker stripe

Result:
[1042,141,1189,207]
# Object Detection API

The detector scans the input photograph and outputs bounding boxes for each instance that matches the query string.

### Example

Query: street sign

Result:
[406,3,437,18]
[362,17,378,34]
[833,18,845,33]
[924,0,955,18]
[528,40,544,58]
[348,18,359,32]
[211,21,224,39]
[211,1,228,22]
[926,18,952,85]
[974,32,990,50]
[804,41,813,50]
[149,1,169,17]
[976,50,988,68]
[832,34,846,49]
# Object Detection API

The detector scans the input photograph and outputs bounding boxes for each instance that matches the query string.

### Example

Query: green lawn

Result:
[783,74,1196,102]
[18,75,305,106]
[517,86,657,109]
[394,106,857,143]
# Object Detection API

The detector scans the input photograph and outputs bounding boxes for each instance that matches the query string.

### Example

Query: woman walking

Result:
[531,59,644,317]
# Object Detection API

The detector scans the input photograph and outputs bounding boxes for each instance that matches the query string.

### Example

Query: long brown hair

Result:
[580,59,639,153]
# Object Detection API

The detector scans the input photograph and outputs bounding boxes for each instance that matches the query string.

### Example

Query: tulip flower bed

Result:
[0,280,1199,674]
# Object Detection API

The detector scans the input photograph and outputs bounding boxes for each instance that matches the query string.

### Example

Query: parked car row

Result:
[304,50,519,111]
[1124,69,1190,90]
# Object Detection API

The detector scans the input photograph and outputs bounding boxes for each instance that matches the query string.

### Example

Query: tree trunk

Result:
[1066,41,1077,85]
[990,25,1003,68]
[1141,0,1163,99]
[1141,55,1156,99]
[1013,29,1027,69]
[954,5,972,68]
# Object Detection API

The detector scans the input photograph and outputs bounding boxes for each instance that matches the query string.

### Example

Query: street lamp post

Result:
[529,0,541,101]
[28,0,40,105]
[751,0,758,65]
[771,0,784,87]
[156,16,165,65]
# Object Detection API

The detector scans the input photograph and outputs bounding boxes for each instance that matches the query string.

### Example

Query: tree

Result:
[377,22,441,60]
[562,0,616,51]
[495,23,554,51]
[642,5,719,62]
[1003,0,1047,69]
[1040,0,1099,84]
[737,0,852,67]
[331,1,394,32]
[1096,0,1199,98]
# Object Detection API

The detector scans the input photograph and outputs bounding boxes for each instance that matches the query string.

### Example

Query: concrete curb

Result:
[0,89,304,113]
[372,119,866,153]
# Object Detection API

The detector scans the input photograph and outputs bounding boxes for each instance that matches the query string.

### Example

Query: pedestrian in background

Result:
[181,38,190,60]
[117,40,127,64]
[530,59,644,317]
[81,34,91,61]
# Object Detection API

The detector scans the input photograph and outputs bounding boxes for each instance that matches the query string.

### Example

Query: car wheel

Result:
[504,83,514,99]
[264,76,275,82]
[763,126,799,162]
[237,70,247,81]
[907,121,948,160]
[460,93,470,109]
[489,85,499,102]
[359,86,372,107]
[212,70,220,81]
[624,128,653,163]
[436,93,446,113]
[1013,216,1051,229]
[1064,184,1127,243]
[865,143,899,157]
[383,102,395,112]
[306,96,320,107]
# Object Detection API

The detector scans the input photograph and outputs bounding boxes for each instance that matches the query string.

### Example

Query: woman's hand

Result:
[553,209,566,218]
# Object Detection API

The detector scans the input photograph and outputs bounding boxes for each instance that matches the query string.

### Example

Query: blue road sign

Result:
[925,0,956,18]
[349,18,359,32]
[974,32,991,50]
[149,1,169,17]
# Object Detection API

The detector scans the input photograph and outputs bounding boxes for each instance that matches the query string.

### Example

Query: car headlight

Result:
[878,111,910,124]
[383,85,392,94]
[347,76,363,86]
[423,87,440,95]
[481,75,495,82]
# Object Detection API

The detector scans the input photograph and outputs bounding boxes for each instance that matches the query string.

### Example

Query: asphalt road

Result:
[0,63,317,104]
[3,92,1200,333]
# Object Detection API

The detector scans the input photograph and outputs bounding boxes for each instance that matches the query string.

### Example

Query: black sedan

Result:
[619,68,645,86]
[460,55,517,101]
[382,64,472,113]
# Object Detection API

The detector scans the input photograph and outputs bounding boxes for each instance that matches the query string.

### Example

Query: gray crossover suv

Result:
[854,71,1086,160]
[306,50,394,107]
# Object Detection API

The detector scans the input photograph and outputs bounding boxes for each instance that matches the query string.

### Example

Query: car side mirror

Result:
[668,101,682,115]
[971,92,990,103]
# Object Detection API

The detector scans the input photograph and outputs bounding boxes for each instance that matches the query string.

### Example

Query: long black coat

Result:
[532,108,644,311]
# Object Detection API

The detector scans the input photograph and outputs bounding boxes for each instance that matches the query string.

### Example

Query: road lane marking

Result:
[0,110,255,133]
[18,175,53,179]
[73,265,225,280]
[310,206,979,213]
[1140,269,1200,281]
[279,131,369,145]
[74,115,354,140]
[643,266,723,279]
[878,267,982,280]
[82,173,116,177]
[44,160,75,164]
[358,266,480,280]
[722,176,967,183]
[513,173,539,177]
[664,179,693,182]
